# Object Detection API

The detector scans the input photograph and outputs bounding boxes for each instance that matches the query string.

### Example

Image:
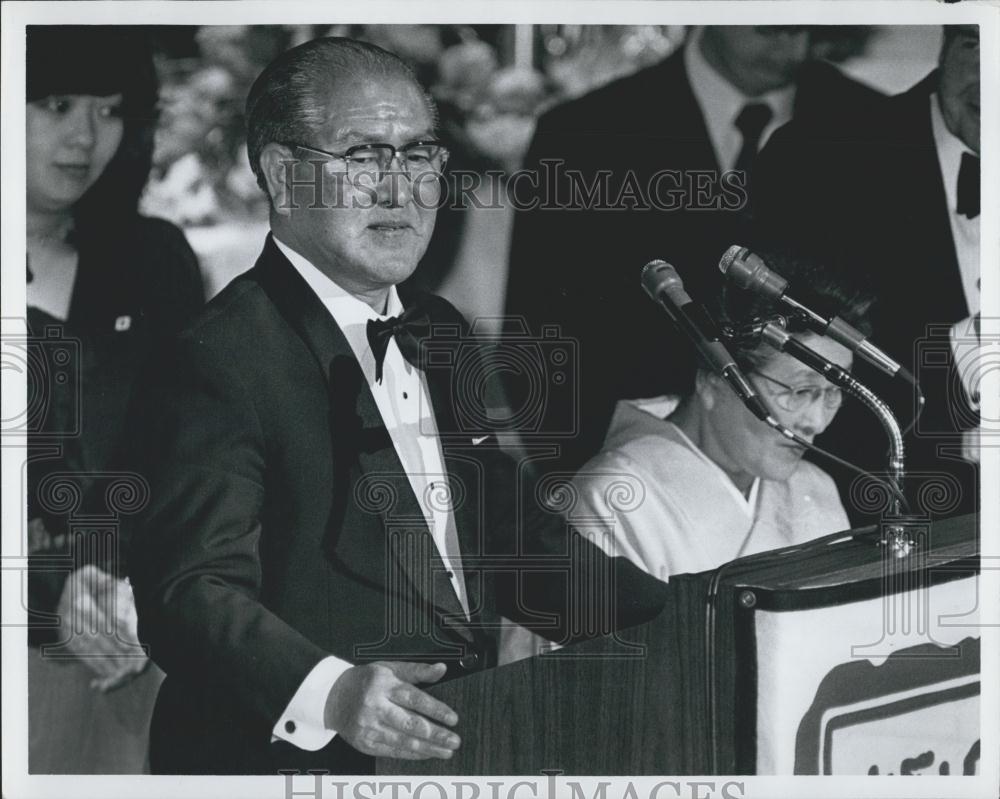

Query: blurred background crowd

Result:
[137,24,937,314]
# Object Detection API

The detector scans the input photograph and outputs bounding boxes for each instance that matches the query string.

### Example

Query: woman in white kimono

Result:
[501,250,873,661]
[571,251,872,582]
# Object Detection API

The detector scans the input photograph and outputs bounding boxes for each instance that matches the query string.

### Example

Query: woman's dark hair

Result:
[26,25,160,227]
[711,245,876,374]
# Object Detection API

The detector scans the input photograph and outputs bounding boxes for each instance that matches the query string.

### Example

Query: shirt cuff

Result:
[271,655,354,751]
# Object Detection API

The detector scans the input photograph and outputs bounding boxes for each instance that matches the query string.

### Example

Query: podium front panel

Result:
[749,574,980,774]
[379,514,980,776]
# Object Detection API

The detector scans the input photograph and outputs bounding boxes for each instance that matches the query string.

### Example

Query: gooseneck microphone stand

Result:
[751,319,919,556]
[645,254,923,556]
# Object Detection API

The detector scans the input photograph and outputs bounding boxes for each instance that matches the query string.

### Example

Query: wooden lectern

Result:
[379,514,980,776]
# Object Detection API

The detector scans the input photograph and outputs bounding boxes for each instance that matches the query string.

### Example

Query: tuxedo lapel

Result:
[905,96,969,322]
[616,52,719,177]
[252,236,354,381]
[254,240,471,636]
[668,52,720,171]
[352,409,473,640]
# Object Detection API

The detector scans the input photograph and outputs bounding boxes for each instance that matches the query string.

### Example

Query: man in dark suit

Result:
[505,26,885,472]
[127,36,667,776]
[751,25,981,521]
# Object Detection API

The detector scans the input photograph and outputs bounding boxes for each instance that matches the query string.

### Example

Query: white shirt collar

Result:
[928,92,980,316]
[683,27,796,171]
[929,91,977,216]
[662,409,761,515]
[272,235,403,377]
[620,397,761,515]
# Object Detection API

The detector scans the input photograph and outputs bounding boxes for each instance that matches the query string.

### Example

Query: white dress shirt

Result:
[270,236,469,751]
[930,92,980,317]
[684,27,796,173]
[929,94,982,413]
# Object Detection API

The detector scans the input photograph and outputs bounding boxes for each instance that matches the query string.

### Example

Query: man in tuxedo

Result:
[751,25,981,521]
[127,37,667,775]
[505,26,884,472]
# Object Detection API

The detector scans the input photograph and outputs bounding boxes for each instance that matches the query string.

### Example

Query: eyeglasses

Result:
[752,371,843,413]
[288,140,450,183]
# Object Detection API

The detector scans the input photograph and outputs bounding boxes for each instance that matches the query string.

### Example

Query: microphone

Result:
[641,262,912,512]
[641,260,772,422]
[760,321,908,499]
[718,245,914,383]
[759,320,856,388]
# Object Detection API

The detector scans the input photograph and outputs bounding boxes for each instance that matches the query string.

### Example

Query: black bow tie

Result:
[957,151,980,219]
[365,304,431,384]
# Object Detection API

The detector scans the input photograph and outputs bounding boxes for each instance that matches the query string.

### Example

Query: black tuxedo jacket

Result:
[127,237,667,774]
[505,49,885,470]
[752,72,978,520]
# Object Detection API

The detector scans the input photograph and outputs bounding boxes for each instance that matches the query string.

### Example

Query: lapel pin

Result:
[114,315,132,332]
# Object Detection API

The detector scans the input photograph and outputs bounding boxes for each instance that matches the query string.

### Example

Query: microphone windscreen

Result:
[641,260,687,304]
[718,245,746,276]
[719,246,788,299]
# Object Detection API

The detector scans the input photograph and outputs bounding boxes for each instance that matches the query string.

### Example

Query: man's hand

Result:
[324,661,461,760]
[55,565,149,691]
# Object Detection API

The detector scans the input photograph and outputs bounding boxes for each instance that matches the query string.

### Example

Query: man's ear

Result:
[259,143,296,216]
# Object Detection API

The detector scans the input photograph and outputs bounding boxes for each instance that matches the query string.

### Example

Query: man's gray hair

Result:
[245,36,437,195]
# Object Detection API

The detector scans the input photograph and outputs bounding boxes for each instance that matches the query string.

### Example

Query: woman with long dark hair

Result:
[26,25,204,773]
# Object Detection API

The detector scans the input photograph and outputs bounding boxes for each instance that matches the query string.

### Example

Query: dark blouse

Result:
[27,215,204,643]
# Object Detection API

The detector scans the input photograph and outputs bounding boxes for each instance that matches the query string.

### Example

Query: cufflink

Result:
[459,652,480,670]
[285,720,296,734]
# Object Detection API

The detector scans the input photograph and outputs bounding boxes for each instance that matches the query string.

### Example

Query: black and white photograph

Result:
[1,2,997,798]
